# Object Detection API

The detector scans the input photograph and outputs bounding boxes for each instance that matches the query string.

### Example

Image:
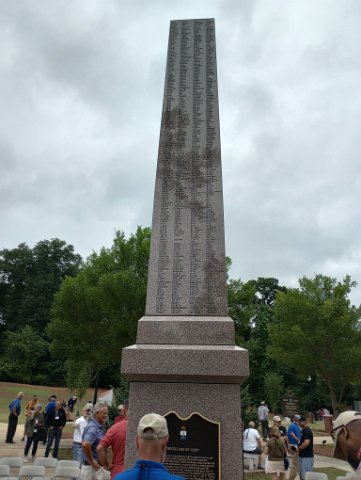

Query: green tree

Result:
[228,279,256,344]
[228,277,288,402]
[268,274,361,413]
[1,325,48,384]
[0,239,82,332]
[265,372,284,412]
[48,227,151,388]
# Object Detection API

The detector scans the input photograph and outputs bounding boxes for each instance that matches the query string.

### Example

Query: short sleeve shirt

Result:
[99,419,128,478]
[288,422,301,446]
[73,416,88,443]
[9,398,21,415]
[113,460,184,480]
[82,419,105,462]
[243,428,261,451]
[299,426,313,457]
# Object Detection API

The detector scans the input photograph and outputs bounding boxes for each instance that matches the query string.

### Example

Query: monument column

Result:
[122,19,249,480]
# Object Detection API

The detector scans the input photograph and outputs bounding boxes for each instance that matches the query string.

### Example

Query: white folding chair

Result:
[0,466,10,477]
[34,459,58,469]
[56,461,80,469]
[18,466,46,479]
[305,473,328,480]
[0,458,23,478]
[54,466,81,480]
[0,459,23,468]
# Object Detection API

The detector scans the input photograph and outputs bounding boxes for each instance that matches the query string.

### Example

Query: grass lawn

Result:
[0,382,103,423]
[245,467,349,480]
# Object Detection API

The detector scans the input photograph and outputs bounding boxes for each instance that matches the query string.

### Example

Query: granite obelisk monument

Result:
[122,19,249,479]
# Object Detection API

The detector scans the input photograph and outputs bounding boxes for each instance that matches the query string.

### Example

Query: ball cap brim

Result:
[137,413,168,440]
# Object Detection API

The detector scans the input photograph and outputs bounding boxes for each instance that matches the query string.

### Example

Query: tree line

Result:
[1,227,360,414]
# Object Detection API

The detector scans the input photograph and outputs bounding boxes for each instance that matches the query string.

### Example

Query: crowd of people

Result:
[251,406,316,480]
[4,392,183,479]
[4,392,361,479]
[242,401,361,480]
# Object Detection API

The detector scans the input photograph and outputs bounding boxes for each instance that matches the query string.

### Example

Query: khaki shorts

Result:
[267,460,285,474]
[80,465,111,480]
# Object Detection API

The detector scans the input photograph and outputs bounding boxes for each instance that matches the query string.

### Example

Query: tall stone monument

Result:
[122,19,249,479]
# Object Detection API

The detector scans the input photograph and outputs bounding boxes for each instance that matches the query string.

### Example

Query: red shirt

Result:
[99,418,127,478]
[114,415,125,424]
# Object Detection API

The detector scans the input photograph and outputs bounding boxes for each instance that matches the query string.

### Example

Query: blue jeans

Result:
[45,429,62,458]
[299,456,314,480]
[73,442,83,464]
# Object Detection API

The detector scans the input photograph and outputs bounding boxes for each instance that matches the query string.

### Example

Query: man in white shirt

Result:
[243,421,264,469]
[72,404,92,464]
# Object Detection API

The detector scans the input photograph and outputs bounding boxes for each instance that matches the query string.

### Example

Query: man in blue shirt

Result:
[44,395,57,423]
[81,402,109,480]
[114,413,184,480]
[6,392,24,443]
[288,414,301,480]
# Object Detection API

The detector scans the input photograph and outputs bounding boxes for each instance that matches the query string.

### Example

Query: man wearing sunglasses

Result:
[332,411,361,473]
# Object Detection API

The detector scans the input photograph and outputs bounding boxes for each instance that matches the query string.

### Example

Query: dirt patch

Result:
[314,444,334,457]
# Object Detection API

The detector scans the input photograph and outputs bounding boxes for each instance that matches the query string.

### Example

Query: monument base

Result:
[124,382,244,479]
[122,315,249,479]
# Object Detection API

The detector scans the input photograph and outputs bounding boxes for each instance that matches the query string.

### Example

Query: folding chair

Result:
[34,459,58,469]
[0,466,10,477]
[0,458,23,478]
[0,459,23,468]
[56,461,80,469]
[18,466,46,479]
[305,473,328,480]
[54,466,81,480]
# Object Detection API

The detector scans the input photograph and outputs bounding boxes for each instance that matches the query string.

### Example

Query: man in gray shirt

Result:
[257,401,269,440]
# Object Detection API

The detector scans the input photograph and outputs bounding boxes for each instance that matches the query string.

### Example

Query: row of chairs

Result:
[0,459,81,480]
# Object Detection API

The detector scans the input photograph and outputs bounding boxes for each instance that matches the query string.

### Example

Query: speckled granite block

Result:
[122,343,249,383]
[136,316,235,345]
[124,382,244,479]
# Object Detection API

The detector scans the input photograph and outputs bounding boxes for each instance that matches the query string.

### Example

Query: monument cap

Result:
[332,411,361,459]
[273,415,282,422]
[137,413,168,440]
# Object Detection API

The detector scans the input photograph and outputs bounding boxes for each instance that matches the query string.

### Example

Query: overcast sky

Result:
[1,0,361,305]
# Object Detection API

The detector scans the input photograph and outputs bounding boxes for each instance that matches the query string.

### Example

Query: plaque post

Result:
[122,19,249,480]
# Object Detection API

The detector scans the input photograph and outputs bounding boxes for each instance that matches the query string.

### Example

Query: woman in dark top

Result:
[264,425,287,480]
[23,403,45,461]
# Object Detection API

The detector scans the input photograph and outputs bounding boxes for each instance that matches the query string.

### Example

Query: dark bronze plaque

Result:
[282,393,299,417]
[164,411,221,480]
